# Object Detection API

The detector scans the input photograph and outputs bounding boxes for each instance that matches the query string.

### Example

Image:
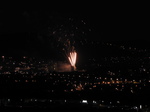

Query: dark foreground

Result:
[0,105,142,112]
[0,72,149,112]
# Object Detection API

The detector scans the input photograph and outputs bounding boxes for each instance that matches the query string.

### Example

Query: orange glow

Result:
[107,82,110,84]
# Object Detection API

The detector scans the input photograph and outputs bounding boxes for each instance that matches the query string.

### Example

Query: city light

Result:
[82,100,88,104]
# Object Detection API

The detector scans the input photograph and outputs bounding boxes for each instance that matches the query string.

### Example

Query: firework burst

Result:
[47,15,91,71]
[68,51,77,71]
[62,40,77,71]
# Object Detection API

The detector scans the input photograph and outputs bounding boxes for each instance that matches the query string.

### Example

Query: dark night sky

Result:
[0,6,149,40]
[0,5,149,57]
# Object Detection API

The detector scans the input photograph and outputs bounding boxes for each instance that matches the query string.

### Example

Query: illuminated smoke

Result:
[68,51,77,71]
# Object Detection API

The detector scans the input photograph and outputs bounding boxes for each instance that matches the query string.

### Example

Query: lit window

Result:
[82,100,88,104]
[117,101,120,103]
[93,101,96,104]
[8,99,10,102]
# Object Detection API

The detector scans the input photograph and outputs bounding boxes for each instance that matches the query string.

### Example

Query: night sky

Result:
[1,5,150,111]
[0,6,149,57]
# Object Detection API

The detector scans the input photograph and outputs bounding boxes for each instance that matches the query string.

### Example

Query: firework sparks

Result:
[68,51,77,71]
[47,16,91,71]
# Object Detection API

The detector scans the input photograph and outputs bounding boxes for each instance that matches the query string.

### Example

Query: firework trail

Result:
[68,51,77,71]
[62,39,77,70]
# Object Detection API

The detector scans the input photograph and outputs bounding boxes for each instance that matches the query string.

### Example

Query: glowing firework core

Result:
[68,51,77,71]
